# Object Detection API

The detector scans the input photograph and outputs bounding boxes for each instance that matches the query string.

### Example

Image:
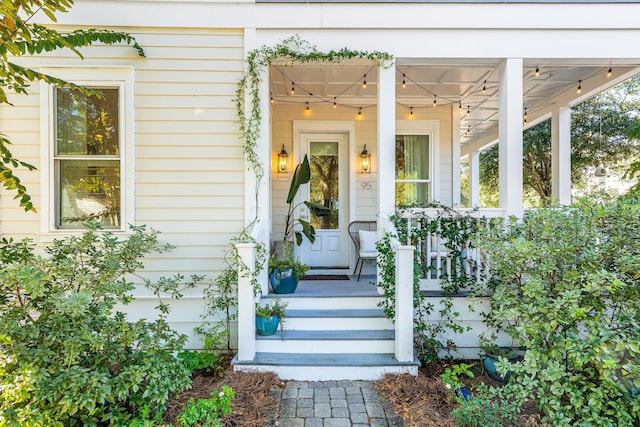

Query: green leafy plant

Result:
[256,299,287,319]
[441,363,475,392]
[176,385,234,427]
[0,223,201,426]
[268,256,309,281]
[178,347,223,377]
[451,387,518,427]
[477,197,640,426]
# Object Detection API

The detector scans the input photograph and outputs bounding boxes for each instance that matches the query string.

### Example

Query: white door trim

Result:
[293,120,356,272]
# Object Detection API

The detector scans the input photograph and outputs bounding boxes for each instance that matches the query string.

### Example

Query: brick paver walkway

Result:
[271,380,404,427]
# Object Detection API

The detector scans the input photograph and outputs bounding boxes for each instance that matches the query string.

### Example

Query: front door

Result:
[296,133,349,268]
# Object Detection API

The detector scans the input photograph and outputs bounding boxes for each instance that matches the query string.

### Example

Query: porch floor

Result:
[274,274,378,297]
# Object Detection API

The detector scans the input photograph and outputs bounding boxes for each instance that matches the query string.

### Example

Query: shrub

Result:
[0,223,203,426]
[176,385,234,427]
[478,197,640,426]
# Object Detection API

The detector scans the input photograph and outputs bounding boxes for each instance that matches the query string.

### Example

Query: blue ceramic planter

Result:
[256,315,279,336]
[269,267,298,294]
[483,352,517,383]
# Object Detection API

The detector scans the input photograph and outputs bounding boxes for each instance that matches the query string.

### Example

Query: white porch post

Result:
[377,60,396,220]
[395,244,415,363]
[498,58,524,218]
[469,151,480,208]
[551,105,572,205]
[452,105,462,208]
[236,242,257,361]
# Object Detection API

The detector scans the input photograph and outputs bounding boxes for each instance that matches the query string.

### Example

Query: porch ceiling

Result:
[269,59,640,153]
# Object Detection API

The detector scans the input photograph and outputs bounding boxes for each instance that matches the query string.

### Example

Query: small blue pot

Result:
[256,315,279,336]
[269,267,298,294]
[483,353,516,383]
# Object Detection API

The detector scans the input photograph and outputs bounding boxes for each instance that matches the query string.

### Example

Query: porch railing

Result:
[381,215,414,363]
[395,208,506,291]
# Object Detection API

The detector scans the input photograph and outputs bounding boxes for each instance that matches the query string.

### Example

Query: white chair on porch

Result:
[348,221,378,281]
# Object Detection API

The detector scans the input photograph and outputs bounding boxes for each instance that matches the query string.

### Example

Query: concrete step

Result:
[284,309,393,330]
[232,352,420,381]
[261,294,384,310]
[255,329,395,353]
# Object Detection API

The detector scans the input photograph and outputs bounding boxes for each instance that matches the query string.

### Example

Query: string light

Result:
[306,102,310,112]
[459,100,463,113]
[270,93,274,104]
[410,106,414,117]
[291,83,295,95]
[433,95,437,107]
[535,66,540,77]
[466,125,471,136]
[607,67,613,78]
[402,74,406,88]
[466,106,470,117]
[362,75,367,89]
[333,97,337,108]
[523,107,528,125]
[358,107,362,117]
[482,80,487,94]
[577,80,582,94]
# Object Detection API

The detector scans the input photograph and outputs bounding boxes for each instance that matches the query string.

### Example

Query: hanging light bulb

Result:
[333,97,337,109]
[402,74,406,88]
[523,108,528,125]
[577,80,582,94]
[306,102,310,112]
[270,93,274,104]
[433,95,437,107]
[535,66,540,77]
[607,67,613,78]
[466,106,470,117]
[482,80,487,94]
[466,125,471,136]
[362,75,367,89]
[358,107,362,117]
[410,106,414,117]
[459,100,463,113]
[291,83,295,95]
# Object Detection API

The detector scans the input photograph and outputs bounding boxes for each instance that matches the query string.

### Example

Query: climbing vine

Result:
[235,35,393,219]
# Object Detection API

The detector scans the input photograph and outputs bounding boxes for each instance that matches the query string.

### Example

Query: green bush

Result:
[478,197,640,426]
[176,385,234,427]
[0,223,203,426]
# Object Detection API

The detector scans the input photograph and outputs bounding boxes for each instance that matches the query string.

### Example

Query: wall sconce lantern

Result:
[277,144,288,173]
[360,144,371,173]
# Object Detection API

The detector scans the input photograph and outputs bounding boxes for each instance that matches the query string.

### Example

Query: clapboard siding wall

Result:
[0,27,245,348]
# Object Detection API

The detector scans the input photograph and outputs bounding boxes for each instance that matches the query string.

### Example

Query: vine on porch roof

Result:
[235,34,394,217]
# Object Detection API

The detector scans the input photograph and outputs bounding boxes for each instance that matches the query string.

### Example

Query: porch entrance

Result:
[296,132,350,269]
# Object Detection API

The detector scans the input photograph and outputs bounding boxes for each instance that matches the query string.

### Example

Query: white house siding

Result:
[0,27,245,349]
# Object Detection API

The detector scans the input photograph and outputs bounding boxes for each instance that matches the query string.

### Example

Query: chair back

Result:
[348,220,377,252]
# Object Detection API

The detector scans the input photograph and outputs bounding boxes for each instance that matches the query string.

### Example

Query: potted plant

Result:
[255,299,287,336]
[270,154,329,293]
[268,256,309,294]
[481,345,521,383]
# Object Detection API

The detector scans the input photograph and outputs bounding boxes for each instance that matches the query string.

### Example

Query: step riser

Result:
[285,318,393,330]
[263,297,384,310]
[234,364,418,381]
[256,340,394,353]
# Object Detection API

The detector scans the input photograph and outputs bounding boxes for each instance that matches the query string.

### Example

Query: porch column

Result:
[468,151,480,208]
[452,104,462,207]
[236,242,257,361]
[551,105,572,205]
[377,60,396,219]
[498,58,524,218]
[395,244,415,363]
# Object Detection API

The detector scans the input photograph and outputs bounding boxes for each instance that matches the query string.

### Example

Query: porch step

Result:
[232,352,420,381]
[285,309,392,330]
[261,294,384,310]
[255,329,395,353]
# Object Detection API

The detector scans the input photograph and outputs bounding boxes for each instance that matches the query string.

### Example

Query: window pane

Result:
[396,182,430,206]
[309,141,339,230]
[56,87,119,156]
[58,160,120,228]
[395,135,429,180]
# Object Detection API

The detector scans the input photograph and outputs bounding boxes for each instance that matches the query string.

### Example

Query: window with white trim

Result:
[55,86,121,228]
[395,121,438,206]
[41,67,134,233]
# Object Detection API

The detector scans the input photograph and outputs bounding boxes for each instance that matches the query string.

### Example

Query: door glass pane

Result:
[56,87,119,156]
[309,141,339,230]
[58,160,120,229]
[395,182,430,206]
[395,135,429,180]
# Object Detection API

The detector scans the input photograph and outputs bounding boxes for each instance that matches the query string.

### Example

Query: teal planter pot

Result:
[256,315,279,336]
[269,267,298,294]
[483,352,518,383]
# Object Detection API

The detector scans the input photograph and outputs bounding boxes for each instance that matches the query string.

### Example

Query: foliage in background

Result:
[0,223,202,426]
[377,204,490,364]
[0,0,144,211]
[477,197,640,426]
[478,75,640,207]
